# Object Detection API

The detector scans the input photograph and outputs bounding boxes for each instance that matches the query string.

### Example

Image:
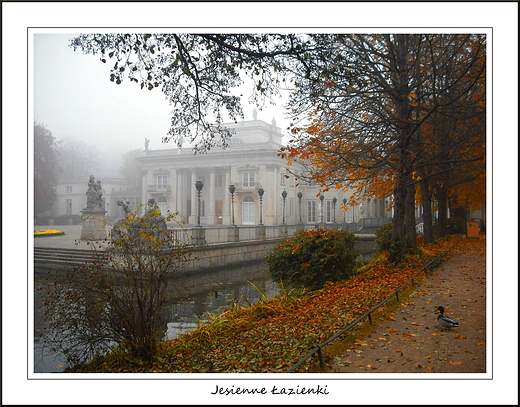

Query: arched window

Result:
[242,195,255,225]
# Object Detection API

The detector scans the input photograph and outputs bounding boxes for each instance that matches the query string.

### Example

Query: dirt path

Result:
[328,237,487,373]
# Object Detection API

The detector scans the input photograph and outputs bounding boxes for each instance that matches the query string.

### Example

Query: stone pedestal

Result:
[193,227,206,246]
[80,208,108,241]
[256,225,266,240]
[228,226,239,242]
[279,224,288,238]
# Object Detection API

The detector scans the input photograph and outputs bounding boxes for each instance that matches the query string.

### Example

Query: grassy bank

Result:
[67,235,460,373]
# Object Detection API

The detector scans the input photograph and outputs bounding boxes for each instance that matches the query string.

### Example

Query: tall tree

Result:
[34,122,60,215]
[282,34,486,255]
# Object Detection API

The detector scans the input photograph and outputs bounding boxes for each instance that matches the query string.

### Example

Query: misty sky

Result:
[33,34,292,176]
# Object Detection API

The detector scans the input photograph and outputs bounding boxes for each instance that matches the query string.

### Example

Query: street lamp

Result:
[195,179,204,228]
[281,189,288,224]
[319,194,325,223]
[332,197,337,223]
[343,198,347,223]
[297,191,303,224]
[258,186,264,225]
[228,183,236,226]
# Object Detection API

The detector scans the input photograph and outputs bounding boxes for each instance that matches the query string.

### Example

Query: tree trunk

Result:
[405,179,417,249]
[437,185,448,237]
[419,177,435,243]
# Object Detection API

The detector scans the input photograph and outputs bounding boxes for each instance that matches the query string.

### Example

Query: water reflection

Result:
[34,261,278,373]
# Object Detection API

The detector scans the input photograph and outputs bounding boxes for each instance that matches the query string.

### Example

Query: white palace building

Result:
[137,118,391,228]
[48,118,394,229]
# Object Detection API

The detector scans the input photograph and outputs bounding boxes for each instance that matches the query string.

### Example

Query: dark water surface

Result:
[33,261,278,373]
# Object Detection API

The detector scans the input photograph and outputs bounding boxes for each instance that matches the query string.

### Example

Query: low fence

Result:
[285,236,462,373]
[167,222,379,246]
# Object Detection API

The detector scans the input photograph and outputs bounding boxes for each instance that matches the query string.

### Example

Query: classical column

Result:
[170,168,177,214]
[141,170,148,213]
[176,170,184,222]
[189,168,197,224]
[223,168,231,225]
[207,167,217,224]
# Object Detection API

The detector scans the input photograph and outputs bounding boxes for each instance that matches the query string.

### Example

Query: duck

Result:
[436,306,460,330]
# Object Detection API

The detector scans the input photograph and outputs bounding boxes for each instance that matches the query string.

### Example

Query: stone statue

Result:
[117,199,133,216]
[145,138,150,151]
[253,108,258,120]
[85,176,104,210]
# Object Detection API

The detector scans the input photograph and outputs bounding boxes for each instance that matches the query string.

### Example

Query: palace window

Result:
[242,171,255,188]
[66,186,72,193]
[156,175,168,190]
[307,200,316,223]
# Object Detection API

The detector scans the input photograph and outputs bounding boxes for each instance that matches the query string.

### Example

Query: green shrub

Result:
[266,228,358,291]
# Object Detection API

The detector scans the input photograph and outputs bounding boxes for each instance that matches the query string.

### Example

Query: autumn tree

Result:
[34,122,60,215]
[282,34,486,255]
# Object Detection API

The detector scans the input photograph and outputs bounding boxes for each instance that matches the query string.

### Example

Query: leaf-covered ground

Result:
[328,236,486,373]
[70,235,463,373]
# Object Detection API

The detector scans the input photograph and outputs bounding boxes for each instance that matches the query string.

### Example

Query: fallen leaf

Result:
[427,365,434,372]
[431,333,439,336]
[477,342,485,346]
[449,361,463,365]
[389,329,398,333]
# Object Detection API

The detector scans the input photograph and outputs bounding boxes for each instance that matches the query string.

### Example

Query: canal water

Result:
[33,261,279,373]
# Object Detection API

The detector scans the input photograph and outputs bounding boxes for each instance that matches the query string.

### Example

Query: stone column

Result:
[177,170,184,222]
[188,168,197,224]
[170,168,178,214]
[207,167,217,224]
[223,168,231,225]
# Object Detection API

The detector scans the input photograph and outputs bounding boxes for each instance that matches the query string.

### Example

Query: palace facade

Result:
[137,118,391,227]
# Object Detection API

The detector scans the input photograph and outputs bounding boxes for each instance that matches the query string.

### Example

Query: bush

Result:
[266,228,358,291]
[42,203,190,367]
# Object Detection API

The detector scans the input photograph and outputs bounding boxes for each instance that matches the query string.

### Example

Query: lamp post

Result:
[228,183,236,226]
[319,194,325,224]
[343,198,347,223]
[258,186,264,225]
[281,189,288,225]
[332,197,337,223]
[195,179,204,228]
[297,191,303,224]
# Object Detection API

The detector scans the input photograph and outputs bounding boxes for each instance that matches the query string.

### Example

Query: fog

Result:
[33,34,292,178]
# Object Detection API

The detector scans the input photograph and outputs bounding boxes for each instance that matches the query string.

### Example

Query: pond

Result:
[33,261,279,373]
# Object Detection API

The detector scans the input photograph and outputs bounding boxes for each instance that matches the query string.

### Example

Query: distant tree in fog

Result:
[120,148,143,188]
[34,122,60,215]
[57,137,100,179]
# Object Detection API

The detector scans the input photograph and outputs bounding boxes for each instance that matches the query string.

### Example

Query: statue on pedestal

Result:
[80,175,108,240]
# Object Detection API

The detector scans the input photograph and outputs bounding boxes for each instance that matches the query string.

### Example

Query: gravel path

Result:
[328,237,487,373]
